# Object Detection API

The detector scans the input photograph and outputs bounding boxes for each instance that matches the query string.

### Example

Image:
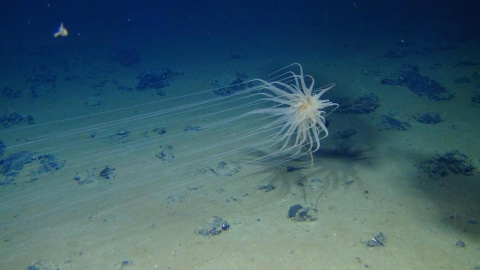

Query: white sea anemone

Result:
[250,63,338,159]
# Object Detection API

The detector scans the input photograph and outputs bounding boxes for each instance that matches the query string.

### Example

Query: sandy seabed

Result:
[0,30,479,270]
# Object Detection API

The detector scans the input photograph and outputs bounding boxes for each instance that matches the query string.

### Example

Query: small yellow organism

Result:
[54,22,68,38]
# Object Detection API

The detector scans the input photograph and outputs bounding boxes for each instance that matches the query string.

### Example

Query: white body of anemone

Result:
[250,63,338,158]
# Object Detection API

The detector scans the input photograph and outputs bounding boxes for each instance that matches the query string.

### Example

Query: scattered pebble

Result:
[287,204,317,222]
[455,240,466,247]
[196,216,230,238]
[418,150,475,179]
[365,232,386,247]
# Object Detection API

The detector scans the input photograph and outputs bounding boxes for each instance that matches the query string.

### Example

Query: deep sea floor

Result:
[0,24,479,270]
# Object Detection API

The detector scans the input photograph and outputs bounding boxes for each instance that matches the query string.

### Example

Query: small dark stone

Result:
[121,260,132,266]
[380,78,403,85]
[155,144,175,162]
[472,94,480,104]
[288,204,303,218]
[0,139,5,158]
[333,93,380,114]
[455,61,478,67]
[136,68,179,91]
[0,110,34,128]
[196,216,230,238]
[398,65,454,100]
[184,125,204,132]
[1,151,65,185]
[26,259,58,270]
[153,127,166,135]
[259,183,276,192]
[115,129,129,136]
[157,89,166,96]
[379,115,410,131]
[455,240,466,247]
[333,129,357,139]
[286,166,303,172]
[365,232,386,247]
[99,166,115,180]
[2,87,22,98]
[414,113,442,124]
[454,76,470,84]
[419,150,475,179]
[218,161,227,168]
[288,205,317,222]
[25,67,57,83]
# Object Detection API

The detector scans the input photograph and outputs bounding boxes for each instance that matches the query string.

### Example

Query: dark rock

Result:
[74,166,114,185]
[196,216,230,238]
[1,151,65,185]
[333,93,380,114]
[156,89,165,96]
[29,83,56,98]
[365,232,386,247]
[0,151,34,185]
[414,113,442,124]
[153,127,166,135]
[419,150,475,179]
[288,204,303,218]
[455,240,466,247]
[33,154,66,174]
[155,144,175,162]
[0,110,34,128]
[0,140,5,158]
[84,94,105,106]
[345,179,355,185]
[107,129,130,144]
[209,161,241,177]
[26,259,58,270]
[25,67,57,83]
[184,125,204,132]
[99,166,115,180]
[381,79,403,85]
[2,87,22,98]
[379,115,410,131]
[399,65,454,100]
[333,129,357,139]
[472,94,480,104]
[212,77,247,96]
[167,194,183,204]
[287,205,317,222]
[455,61,478,67]
[286,166,304,172]
[136,68,178,91]
[259,183,276,192]
[115,129,130,136]
[454,76,471,84]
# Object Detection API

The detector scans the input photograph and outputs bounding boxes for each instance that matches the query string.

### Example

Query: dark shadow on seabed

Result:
[242,137,375,211]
